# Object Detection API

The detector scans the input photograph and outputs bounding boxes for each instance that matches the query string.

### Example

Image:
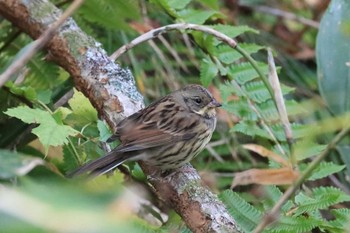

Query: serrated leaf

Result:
[0,149,44,179]
[200,58,218,87]
[5,106,52,125]
[4,106,78,153]
[32,124,77,149]
[308,162,345,181]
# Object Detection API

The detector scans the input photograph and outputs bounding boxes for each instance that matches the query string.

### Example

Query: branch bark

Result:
[0,0,241,232]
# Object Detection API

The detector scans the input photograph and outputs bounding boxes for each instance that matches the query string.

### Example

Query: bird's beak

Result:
[208,99,222,108]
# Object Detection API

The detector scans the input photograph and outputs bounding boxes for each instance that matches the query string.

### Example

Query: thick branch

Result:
[0,0,241,232]
[0,0,144,128]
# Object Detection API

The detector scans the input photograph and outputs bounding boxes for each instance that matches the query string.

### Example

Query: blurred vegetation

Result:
[1,0,350,232]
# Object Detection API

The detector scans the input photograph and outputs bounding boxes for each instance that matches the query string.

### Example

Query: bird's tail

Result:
[66,151,129,178]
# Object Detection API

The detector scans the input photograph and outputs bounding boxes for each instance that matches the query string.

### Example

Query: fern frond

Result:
[294,186,350,216]
[231,122,269,139]
[79,0,140,30]
[216,43,265,64]
[307,161,345,181]
[322,208,350,232]
[219,190,262,232]
[266,215,322,233]
[228,62,269,85]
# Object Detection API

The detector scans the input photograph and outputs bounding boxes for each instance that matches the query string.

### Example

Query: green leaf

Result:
[307,161,345,181]
[324,208,350,232]
[268,215,322,233]
[219,190,262,232]
[68,89,98,125]
[37,90,52,104]
[294,187,350,216]
[216,43,265,64]
[97,120,112,142]
[25,53,60,89]
[167,0,191,10]
[4,106,78,153]
[228,62,269,84]
[231,122,268,138]
[5,106,52,125]
[211,25,259,39]
[337,145,350,178]
[0,149,44,179]
[295,141,326,160]
[5,81,37,101]
[200,0,219,9]
[316,0,350,114]
[79,0,140,30]
[200,58,218,87]
[178,9,221,24]
[149,0,179,18]
[0,179,147,233]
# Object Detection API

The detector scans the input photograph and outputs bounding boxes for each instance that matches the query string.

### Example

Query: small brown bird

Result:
[68,84,221,177]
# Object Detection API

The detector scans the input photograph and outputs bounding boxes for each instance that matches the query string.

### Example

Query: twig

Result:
[267,49,295,163]
[241,4,320,28]
[0,0,84,87]
[158,35,189,72]
[110,23,237,61]
[147,39,180,90]
[205,144,224,162]
[253,126,350,233]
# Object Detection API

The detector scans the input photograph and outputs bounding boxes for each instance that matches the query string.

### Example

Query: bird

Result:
[67,84,221,178]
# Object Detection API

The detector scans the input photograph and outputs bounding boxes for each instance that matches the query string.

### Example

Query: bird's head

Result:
[177,84,221,119]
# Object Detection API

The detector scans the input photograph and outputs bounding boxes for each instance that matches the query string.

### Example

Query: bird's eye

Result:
[193,96,202,104]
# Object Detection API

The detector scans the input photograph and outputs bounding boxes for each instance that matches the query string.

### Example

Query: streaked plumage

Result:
[68,84,221,177]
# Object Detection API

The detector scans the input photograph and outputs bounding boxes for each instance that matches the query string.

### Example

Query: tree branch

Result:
[0,0,241,232]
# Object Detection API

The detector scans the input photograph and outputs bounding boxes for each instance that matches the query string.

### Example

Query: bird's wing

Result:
[115,128,196,153]
[109,97,198,153]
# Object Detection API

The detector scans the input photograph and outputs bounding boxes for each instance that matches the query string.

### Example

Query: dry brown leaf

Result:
[243,144,290,167]
[231,167,299,188]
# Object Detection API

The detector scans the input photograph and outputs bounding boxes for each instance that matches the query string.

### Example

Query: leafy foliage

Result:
[4,106,78,154]
[220,190,262,232]
[220,186,350,233]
